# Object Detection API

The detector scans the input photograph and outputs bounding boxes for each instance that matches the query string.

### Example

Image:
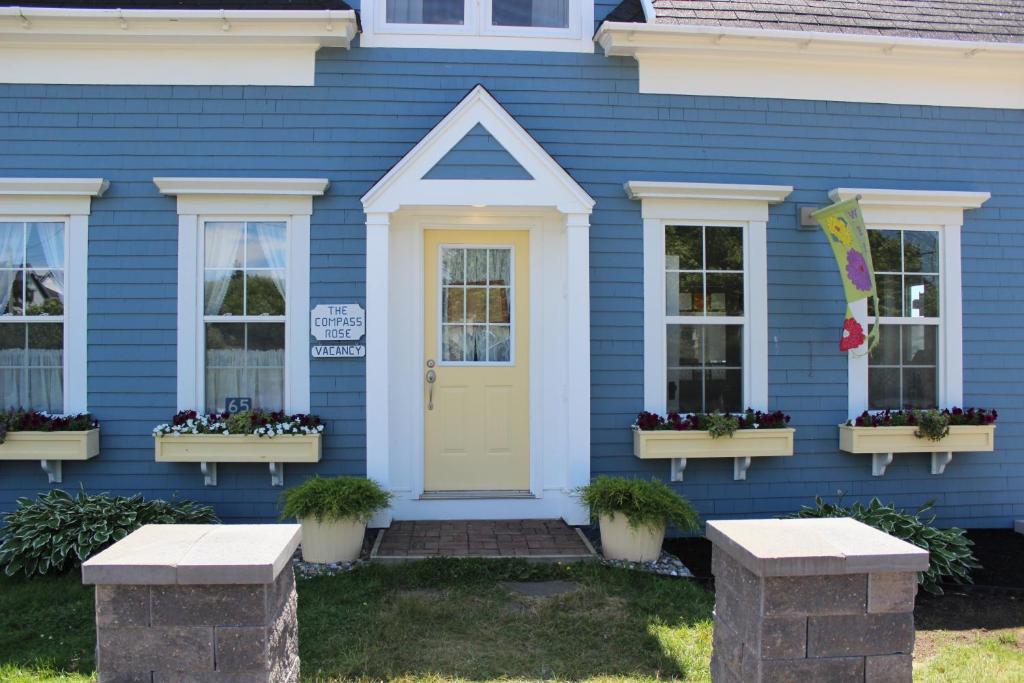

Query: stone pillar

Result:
[707,518,929,683]
[83,524,302,683]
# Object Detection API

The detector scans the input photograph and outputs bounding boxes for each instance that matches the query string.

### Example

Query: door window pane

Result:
[492,0,569,28]
[667,324,743,414]
[439,246,514,363]
[387,0,465,25]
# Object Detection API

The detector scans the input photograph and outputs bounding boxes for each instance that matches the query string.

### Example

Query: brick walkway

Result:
[372,519,595,560]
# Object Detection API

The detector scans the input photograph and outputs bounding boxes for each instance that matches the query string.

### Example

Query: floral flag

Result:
[812,197,879,353]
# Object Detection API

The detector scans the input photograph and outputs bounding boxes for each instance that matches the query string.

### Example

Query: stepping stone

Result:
[501,580,579,597]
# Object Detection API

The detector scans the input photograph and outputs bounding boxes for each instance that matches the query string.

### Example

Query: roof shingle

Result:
[606,0,1024,44]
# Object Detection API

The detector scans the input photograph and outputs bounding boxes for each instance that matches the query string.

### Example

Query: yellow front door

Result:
[423,229,530,492]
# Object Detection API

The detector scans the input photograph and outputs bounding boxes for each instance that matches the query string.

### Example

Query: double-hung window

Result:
[362,0,594,52]
[839,188,990,416]
[0,179,105,415]
[867,228,940,409]
[156,178,327,415]
[630,182,792,417]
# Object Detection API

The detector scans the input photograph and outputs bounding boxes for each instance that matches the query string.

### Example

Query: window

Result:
[362,0,593,52]
[629,181,790,418]
[0,221,65,412]
[440,246,512,364]
[665,225,745,413]
[867,229,940,410]
[156,177,327,415]
[203,221,287,412]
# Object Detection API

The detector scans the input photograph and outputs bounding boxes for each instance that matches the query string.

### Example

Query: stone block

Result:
[153,673,272,683]
[759,656,865,682]
[760,616,808,659]
[712,549,763,607]
[151,584,266,627]
[97,626,214,672]
[98,672,153,683]
[807,612,915,657]
[96,585,150,628]
[215,627,267,673]
[866,653,914,682]
[763,574,867,616]
[868,573,917,614]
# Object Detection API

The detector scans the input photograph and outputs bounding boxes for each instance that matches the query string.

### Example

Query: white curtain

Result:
[33,222,65,300]
[387,0,464,24]
[530,0,568,28]
[0,223,23,314]
[387,0,425,23]
[205,349,285,413]
[0,364,21,410]
[250,222,287,302]
[204,223,245,315]
[492,0,568,28]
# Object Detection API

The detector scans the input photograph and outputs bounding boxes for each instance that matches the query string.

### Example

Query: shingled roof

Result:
[606,0,1024,44]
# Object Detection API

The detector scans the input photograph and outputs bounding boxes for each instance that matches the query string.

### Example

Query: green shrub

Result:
[790,496,979,595]
[280,476,392,524]
[578,476,700,531]
[0,489,219,577]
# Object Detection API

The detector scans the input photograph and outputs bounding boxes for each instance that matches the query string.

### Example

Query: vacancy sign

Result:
[311,303,366,358]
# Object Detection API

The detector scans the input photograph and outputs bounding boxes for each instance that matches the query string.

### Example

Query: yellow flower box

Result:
[632,428,794,481]
[154,433,322,464]
[0,429,100,461]
[838,424,995,476]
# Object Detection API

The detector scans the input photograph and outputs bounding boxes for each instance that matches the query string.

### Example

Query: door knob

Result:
[426,368,436,410]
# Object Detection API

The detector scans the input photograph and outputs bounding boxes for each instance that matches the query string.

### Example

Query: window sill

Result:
[633,428,794,481]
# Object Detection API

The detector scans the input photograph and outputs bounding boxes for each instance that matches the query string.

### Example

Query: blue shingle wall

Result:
[0,43,1022,528]
[423,123,533,180]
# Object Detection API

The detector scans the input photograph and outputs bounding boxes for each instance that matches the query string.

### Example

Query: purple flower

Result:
[846,249,872,292]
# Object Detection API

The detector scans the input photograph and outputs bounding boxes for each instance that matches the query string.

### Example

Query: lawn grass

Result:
[0,560,1021,682]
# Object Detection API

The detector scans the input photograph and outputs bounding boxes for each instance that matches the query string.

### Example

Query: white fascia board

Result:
[626,181,793,204]
[0,178,108,197]
[154,178,329,197]
[830,188,992,210]
[0,8,356,86]
[596,22,1024,109]
[0,8,357,46]
[640,1,656,23]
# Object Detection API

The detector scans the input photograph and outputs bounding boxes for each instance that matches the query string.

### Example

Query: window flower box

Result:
[0,412,99,483]
[632,411,794,481]
[839,409,997,476]
[153,410,324,486]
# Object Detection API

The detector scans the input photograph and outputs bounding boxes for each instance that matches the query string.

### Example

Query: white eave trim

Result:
[596,22,1024,109]
[0,178,109,197]
[155,177,329,197]
[626,181,793,204]
[830,188,992,210]
[640,0,656,23]
[0,8,357,86]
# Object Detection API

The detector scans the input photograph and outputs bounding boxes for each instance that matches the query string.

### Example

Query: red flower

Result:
[840,316,866,352]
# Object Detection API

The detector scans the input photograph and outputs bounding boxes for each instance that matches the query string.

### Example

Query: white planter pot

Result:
[598,513,666,563]
[298,517,366,564]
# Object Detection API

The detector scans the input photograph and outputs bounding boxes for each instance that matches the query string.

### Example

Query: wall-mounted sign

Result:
[311,304,365,342]
[312,345,366,359]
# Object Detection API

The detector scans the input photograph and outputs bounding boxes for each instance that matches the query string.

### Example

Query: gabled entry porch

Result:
[361,86,595,526]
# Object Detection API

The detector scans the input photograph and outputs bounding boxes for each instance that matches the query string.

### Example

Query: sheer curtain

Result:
[206,346,285,412]
[492,0,569,28]
[387,0,464,24]
[34,222,65,300]
[0,223,23,314]
[251,222,286,301]
[204,223,245,315]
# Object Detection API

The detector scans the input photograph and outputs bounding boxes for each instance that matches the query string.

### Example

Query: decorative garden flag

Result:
[812,197,879,353]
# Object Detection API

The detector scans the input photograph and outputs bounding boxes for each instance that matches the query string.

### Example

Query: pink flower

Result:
[846,249,873,292]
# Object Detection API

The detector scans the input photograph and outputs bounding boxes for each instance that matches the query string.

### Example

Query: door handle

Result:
[426,368,436,410]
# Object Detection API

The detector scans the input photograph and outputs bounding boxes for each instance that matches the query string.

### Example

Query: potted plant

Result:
[0,410,100,467]
[280,476,392,564]
[839,408,997,475]
[578,476,699,563]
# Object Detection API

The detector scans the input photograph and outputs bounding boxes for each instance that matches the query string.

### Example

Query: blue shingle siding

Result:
[0,44,1022,528]
[423,123,533,180]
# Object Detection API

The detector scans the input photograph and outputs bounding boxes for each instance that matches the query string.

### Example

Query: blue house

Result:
[0,0,1021,529]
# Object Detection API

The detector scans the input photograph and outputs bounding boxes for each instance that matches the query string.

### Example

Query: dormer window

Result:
[362,0,593,52]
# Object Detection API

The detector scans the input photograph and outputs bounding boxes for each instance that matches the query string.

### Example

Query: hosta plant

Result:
[790,496,979,595]
[0,410,97,445]
[0,489,219,577]
[153,409,324,438]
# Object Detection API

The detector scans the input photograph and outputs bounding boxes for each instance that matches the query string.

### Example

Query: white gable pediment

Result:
[361,85,594,215]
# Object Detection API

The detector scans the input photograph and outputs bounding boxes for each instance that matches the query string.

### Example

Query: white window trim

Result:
[154,177,328,414]
[0,178,107,415]
[360,0,595,53]
[627,181,793,415]
[835,188,991,417]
